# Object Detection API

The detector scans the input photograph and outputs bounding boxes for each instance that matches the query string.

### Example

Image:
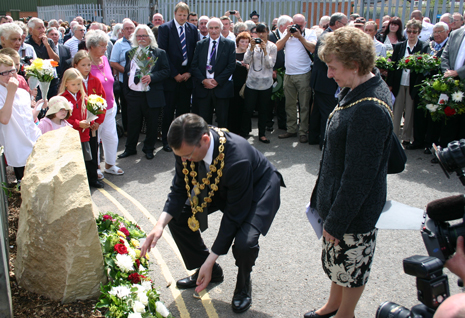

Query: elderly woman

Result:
[118,24,169,160]
[379,17,405,51]
[86,29,124,176]
[0,23,36,61]
[387,19,424,147]
[307,28,392,318]
[15,21,37,61]
[241,23,276,143]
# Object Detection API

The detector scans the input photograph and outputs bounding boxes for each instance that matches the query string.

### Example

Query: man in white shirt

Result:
[276,13,317,143]
[408,10,433,42]
[198,16,209,39]
[365,21,387,57]
[64,23,85,58]
[220,16,235,41]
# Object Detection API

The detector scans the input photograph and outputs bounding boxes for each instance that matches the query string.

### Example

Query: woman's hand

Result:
[323,229,340,246]
[250,41,256,51]
[90,122,100,131]
[79,120,91,129]
[141,75,151,85]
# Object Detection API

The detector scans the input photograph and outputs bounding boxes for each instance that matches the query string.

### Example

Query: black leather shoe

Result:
[431,157,439,164]
[145,152,154,160]
[176,263,223,289]
[232,279,252,313]
[424,148,432,154]
[118,150,137,158]
[89,180,104,188]
[303,309,338,318]
[259,137,270,144]
[163,145,172,152]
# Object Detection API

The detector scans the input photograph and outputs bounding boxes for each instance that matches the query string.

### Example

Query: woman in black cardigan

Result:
[118,24,170,160]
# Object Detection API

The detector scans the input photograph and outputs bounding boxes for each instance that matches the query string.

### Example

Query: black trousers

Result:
[168,204,260,273]
[162,79,192,146]
[412,96,428,147]
[125,91,161,153]
[228,85,246,135]
[14,167,25,182]
[313,91,337,148]
[241,86,272,138]
[198,90,229,128]
[84,132,99,184]
[119,82,128,132]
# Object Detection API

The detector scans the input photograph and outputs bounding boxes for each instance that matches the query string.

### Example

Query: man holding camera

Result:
[276,14,316,143]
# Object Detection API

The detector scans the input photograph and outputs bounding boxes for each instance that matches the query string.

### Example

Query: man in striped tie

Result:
[158,2,200,152]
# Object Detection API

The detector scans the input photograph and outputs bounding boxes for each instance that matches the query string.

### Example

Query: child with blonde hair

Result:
[38,96,72,134]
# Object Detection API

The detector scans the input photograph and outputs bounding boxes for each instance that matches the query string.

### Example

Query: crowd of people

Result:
[1,4,465,317]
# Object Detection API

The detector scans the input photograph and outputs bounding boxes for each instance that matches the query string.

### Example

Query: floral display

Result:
[418,74,465,121]
[25,58,59,101]
[397,53,441,74]
[375,54,394,71]
[87,94,107,116]
[95,212,172,318]
[127,47,158,92]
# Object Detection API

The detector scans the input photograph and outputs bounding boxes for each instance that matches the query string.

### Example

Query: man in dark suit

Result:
[46,27,71,79]
[191,17,235,128]
[140,113,284,314]
[309,12,348,149]
[157,2,200,152]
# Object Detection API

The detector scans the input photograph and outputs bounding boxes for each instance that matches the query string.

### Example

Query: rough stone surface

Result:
[15,126,106,303]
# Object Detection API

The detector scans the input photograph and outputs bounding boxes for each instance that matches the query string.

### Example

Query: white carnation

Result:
[115,253,134,272]
[141,281,152,292]
[426,104,439,112]
[128,247,136,259]
[133,300,146,313]
[156,301,170,317]
[108,285,131,299]
[137,292,149,306]
[452,91,464,102]
[128,313,142,318]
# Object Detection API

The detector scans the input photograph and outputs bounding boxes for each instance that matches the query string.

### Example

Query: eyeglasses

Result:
[433,30,446,34]
[182,145,198,160]
[136,34,149,38]
[406,30,419,34]
[0,69,16,76]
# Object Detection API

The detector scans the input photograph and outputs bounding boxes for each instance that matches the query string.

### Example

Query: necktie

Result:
[209,40,217,74]
[203,36,207,39]
[435,43,441,51]
[179,26,187,62]
[197,161,209,231]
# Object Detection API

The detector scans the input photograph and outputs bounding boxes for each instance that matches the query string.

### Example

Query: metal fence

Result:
[38,3,103,23]
[102,0,150,25]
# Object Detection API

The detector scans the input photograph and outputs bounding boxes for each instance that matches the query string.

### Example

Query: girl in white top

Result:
[38,96,72,134]
[0,54,42,183]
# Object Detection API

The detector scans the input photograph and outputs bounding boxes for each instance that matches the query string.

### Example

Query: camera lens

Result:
[437,139,465,172]
[376,302,411,318]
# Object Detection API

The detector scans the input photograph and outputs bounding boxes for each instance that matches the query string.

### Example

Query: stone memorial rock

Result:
[15,127,106,303]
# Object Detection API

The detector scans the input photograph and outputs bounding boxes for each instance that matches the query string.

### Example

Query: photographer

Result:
[434,236,465,318]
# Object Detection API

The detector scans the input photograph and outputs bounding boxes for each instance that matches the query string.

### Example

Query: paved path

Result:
[92,122,463,318]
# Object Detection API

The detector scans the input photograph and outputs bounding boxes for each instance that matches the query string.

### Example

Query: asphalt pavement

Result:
[92,119,464,318]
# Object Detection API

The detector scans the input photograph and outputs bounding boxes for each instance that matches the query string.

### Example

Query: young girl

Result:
[38,96,72,134]
[59,68,103,189]
[0,54,42,184]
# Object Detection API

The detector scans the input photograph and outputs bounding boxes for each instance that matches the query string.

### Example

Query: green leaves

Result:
[397,53,441,75]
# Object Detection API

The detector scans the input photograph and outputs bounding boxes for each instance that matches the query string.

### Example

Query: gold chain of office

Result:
[182,128,227,232]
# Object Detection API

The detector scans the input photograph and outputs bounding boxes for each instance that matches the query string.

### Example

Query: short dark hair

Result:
[255,23,268,33]
[329,12,346,27]
[189,12,197,18]
[167,113,210,150]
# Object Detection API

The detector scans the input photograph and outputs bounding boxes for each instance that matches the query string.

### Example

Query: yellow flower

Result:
[135,249,141,258]
[32,58,44,69]
[131,239,140,248]
[117,230,126,238]
[145,253,150,260]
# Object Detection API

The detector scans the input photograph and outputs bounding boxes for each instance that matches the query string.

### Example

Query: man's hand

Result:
[445,236,465,282]
[444,69,458,78]
[140,222,165,257]
[203,79,217,89]
[40,34,50,47]
[195,253,219,293]
[141,75,151,85]
[181,72,191,81]
[174,74,184,82]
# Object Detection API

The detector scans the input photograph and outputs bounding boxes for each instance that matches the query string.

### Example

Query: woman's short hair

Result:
[73,50,90,67]
[85,29,110,49]
[244,20,256,31]
[167,113,210,150]
[233,22,247,35]
[111,23,123,39]
[236,31,251,46]
[318,27,375,76]
[406,19,423,31]
[0,53,14,67]
[0,23,23,40]
[130,24,158,49]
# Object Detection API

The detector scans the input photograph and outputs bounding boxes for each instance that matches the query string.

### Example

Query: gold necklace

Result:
[182,128,227,232]
[91,57,107,81]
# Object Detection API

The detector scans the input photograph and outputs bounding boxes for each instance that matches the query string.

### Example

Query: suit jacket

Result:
[310,28,338,95]
[157,20,199,90]
[441,28,465,79]
[57,44,72,78]
[123,47,170,108]
[387,39,425,98]
[269,30,285,70]
[191,37,236,99]
[164,129,284,255]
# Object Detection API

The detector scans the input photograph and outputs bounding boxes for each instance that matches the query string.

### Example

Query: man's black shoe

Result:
[145,152,154,160]
[176,263,223,289]
[232,279,252,313]
[118,150,137,158]
[163,145,172,152]
[89,180,104,188]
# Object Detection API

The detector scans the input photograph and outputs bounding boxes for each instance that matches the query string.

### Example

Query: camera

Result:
[236,60,243,66]
[376,140,465,318]
[254,38,262,44]
[290,24,301,33]
[21,55,33,66]
[229,10,236,15]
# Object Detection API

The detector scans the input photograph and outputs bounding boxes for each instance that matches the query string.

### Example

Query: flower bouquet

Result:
[375,54,394,72]
[128,47,158,92]
[418,74,465,121]
[25,58,58,101]
[95,212,173,318]
[86,94,107,137]
[397,53,441,75]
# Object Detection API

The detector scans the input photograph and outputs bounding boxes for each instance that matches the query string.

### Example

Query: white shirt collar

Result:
[174,19,184,29]
[82,76,89,89]
[68,90,77,100]
[203,131,214,167]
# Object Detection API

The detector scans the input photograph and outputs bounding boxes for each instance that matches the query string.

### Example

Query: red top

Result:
[83,73,106,125]
[61,90,90,142]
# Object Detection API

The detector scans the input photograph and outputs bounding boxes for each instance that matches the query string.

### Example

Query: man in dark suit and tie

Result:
[140,113,284,314]
[157,2,200,152]
[191,17,235,128]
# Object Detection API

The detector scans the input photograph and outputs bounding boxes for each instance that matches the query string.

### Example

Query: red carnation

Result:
[444,106,456,116]
[417,56,422,60]
[405,59,410,63]
[103,214,112,221]
[120,227,130,237]
[135,259,141,268]
[128,273,141,284]
[120,239,124,244]
[433,56,438,60]
[114,244,128,254]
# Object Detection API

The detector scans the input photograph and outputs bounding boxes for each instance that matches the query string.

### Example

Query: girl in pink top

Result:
[38,96,72,134]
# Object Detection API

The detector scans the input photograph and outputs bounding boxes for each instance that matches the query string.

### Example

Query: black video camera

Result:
[376,140,465,318]
[21,55,33,66]
[290,24,301,33]
[254,38,262,44]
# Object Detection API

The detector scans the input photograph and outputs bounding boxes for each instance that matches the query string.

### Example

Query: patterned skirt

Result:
[321,228,378,288]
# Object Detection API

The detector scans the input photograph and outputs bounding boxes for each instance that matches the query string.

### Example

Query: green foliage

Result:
[397,53,441,75]
[271,68,285,101]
